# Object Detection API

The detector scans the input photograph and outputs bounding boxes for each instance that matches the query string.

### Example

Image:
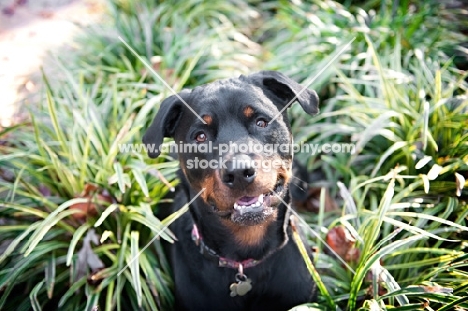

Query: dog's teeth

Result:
[234,197,264,213]
[258,194,264,203]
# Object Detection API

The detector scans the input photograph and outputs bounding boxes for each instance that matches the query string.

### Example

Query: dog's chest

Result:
[172,238,314,311]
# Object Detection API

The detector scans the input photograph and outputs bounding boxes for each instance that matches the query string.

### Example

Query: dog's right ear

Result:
[143,90,191,158]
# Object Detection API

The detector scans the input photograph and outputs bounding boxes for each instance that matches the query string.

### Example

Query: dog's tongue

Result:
[236,194,265,206]
[236,196,258,206]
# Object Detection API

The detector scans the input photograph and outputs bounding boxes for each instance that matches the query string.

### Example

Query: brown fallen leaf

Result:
[325,226,360,264]
[69,184,113,222]
[293,187,339,213]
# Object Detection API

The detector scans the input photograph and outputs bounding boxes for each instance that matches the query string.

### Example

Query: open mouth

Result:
[230,179,285,225]
[234,194,268,215]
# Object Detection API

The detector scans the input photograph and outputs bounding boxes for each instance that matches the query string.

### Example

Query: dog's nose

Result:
[220,154,257,188]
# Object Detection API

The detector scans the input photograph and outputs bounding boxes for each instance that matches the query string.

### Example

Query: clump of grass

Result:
[299,35,468,189]
[74,0,263,89]
[0,69,179,310]
[290,24,468,311]
[258,0,468,126]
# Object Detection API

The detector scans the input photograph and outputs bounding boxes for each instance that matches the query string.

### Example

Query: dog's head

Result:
[143,71,318,226]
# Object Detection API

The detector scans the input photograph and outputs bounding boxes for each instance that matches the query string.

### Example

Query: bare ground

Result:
[0,0,104,128]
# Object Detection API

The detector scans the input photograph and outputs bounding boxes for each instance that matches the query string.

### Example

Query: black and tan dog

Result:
[143,71,319,311]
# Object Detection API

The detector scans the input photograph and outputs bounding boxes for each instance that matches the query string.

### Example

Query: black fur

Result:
[144,71,319,311]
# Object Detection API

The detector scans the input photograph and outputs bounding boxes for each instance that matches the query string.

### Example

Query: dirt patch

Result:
[0,0,105,127]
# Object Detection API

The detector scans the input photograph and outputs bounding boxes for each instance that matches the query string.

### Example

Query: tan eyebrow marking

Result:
[202,115,212,125]
[243,106,254,118]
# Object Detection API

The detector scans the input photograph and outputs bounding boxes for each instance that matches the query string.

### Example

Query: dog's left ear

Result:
[245,70,319,115]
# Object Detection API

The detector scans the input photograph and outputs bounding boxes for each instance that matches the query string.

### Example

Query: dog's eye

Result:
[256,119,268,128]
[195,132,207,143]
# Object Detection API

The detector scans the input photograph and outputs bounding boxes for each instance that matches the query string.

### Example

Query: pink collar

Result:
[191,223,289,270]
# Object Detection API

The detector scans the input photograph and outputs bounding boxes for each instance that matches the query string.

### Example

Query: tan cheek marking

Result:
[199,174,216,202]
[197,175,233,212]
[243,106,254,118]
[281,167,292,186]
[203,115,212,125]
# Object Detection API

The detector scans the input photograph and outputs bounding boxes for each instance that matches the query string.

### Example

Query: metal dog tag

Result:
[236,279,252,296]
[230,273,252,297]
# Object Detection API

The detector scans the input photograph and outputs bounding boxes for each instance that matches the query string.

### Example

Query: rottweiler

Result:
[143,71,319,311]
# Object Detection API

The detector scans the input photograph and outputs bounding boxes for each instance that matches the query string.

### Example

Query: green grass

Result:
[0,72,179,310]
[1,0,467,310]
